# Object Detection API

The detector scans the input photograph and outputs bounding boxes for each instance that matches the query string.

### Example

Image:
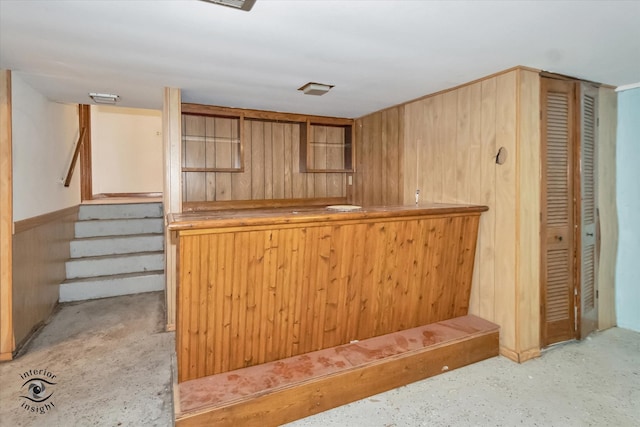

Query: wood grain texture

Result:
[0,69,13,359]
[163,87,183,330]
[596,87,617,330]
[175,315,499,427]
[516,69,541,353]
[493,71,518,352]
[12,206,78,348]
[183,116,347,204]
[79,104,92,201]
[357,67,552,358]
[354,105,404,206]
[182,103,352,126]
[540,77,576,346]
[174,207,484,381]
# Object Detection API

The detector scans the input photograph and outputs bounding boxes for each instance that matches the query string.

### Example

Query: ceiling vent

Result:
[298,82,334,96]
[199,0,256,11]
[88,93,120,104]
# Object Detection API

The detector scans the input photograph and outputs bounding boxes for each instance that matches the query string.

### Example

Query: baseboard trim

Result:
[500,346,541,363]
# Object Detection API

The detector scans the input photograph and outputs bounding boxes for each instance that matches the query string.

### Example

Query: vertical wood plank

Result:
[248,230,263,366]
[264,123,274,199]
[271,123,285,199]
[231,231,249,368]
[403,103,420,205]
[222,233,235,372]
[517,69,541,354]
[344,224,367,341]
[467,81,484,315]
[456,85,472,202]
[291,123,306,198]
[0,69,13,359]
[283,124,293,199]
[430,95,445,203]
[313,226,332,349]
[250,121,265,199]
[231,120,252,200]
[163,87,182,330]
[441,90,458,203]
[476,77,498,323]
[494,71,518,352]
[198,235,211,378]
[215,117,232,200]
[188,237,201,380]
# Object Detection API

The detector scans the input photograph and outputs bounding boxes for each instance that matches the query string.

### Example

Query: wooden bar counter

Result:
[168,203,489,383]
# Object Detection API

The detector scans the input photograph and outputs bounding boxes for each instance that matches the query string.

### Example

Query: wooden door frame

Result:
[0,69,14,360]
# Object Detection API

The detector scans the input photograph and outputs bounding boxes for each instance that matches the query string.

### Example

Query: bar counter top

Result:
[167,203,489,231]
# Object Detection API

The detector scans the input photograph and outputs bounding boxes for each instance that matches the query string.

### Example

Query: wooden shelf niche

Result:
[300,118,353,173]
[182,112,244,173]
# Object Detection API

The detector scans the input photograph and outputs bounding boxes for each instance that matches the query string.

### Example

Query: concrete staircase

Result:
[59,202,165,302]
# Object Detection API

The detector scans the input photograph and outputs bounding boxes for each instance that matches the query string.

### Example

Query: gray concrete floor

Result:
[1,292,638,427]
[0,292,174,427]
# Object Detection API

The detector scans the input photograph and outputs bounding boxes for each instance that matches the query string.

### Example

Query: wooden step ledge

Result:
[175,315,499,427]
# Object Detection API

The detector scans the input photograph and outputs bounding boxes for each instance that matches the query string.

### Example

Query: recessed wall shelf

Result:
[181,111,244,173]
[300,118,353,173]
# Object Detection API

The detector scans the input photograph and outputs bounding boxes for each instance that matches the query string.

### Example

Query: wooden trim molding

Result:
[182,197,348,212]
[0,69,14,360]
[163,87,182,331]
[182,103,353,125]
[92,192,163,199]
[13,205,79,234]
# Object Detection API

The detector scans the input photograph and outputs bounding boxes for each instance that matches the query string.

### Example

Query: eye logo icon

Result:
[19,369,57,414]
[21,378,55,403]
[20,378,56,403]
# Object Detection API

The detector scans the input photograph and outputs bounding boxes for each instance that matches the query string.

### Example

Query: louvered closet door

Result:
[541,78,576,346]
[579,83,598,339]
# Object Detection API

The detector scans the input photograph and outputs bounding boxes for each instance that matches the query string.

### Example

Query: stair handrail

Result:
[62,126,87,187]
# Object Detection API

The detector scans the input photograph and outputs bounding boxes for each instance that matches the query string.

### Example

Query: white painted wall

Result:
[615,87,640,332]
[12,73,80,221]
[91,105,163,195]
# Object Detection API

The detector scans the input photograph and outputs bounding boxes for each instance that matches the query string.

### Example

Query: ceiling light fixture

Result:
[88,92,120,104]
[298,82,334,96]
[199,0,256,11]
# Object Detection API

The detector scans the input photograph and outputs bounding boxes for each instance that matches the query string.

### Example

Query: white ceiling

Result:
[1,0,639,118]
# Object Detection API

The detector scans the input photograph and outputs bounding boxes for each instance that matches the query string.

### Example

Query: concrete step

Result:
[59,271,165,302]
[70,233,164,258]
[78,202,163,220]
[75,217,164,238]
[66,251,164,279]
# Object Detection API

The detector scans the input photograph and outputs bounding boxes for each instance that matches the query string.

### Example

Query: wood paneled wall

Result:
[182,120,346,203]
[175,210,482,382]
[354,106,404,206]
[12,206,78,348]
[355,67,618,360]
[356,68,541,360]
